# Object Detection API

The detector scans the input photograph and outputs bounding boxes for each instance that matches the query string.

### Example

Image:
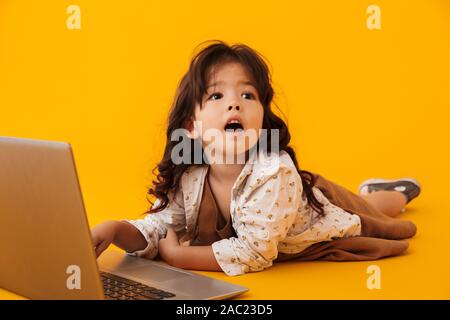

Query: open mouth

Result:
[224,120,244,133]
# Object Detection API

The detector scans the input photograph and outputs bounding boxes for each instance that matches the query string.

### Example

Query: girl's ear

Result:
[184,117,200,139]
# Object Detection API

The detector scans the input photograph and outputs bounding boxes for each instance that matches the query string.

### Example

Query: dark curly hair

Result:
[144,40,325,217]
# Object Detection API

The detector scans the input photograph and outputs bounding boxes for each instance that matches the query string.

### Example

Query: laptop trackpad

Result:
[98,251,191,283]
[120,264,191,283]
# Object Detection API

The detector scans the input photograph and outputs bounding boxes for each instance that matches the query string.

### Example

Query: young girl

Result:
[91,41,420,276]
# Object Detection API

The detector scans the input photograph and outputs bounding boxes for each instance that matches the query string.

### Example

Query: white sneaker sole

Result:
[358,177,421,195]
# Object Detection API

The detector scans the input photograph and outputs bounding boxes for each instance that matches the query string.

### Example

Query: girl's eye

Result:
[208,93,223,100]
[242,92,255,100]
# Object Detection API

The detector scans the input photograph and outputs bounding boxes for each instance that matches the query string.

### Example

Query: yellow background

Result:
[1,0,449,299]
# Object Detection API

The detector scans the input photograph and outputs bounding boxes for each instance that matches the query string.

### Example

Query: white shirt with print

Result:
[124,149,362,276]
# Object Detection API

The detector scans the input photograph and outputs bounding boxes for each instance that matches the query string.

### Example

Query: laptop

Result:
[0,136,248,300]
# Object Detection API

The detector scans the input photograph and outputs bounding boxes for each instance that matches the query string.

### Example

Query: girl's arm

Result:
[174,245,222,271]
[158,228,222,271]
[123,188,187,259]
[113,221,148,252]
[91,220,148,257]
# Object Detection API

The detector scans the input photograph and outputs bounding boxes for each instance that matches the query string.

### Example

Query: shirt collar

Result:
[231,147,270,192]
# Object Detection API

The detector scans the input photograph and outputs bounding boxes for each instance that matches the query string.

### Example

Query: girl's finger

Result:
[95,240,109,257]
[91,234,100,247]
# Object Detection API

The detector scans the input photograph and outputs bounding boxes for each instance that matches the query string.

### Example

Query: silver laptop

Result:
[0,136,248,300]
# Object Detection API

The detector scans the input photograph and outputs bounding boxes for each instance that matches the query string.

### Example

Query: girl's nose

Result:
[228,105,240,111]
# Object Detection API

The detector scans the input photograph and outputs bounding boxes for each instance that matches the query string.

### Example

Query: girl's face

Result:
[190,61,264,163]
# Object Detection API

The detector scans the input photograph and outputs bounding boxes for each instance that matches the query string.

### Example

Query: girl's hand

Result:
[91,221,118,258]
[158,228,181,266]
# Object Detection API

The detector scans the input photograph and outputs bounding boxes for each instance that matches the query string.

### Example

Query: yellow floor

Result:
[197,183,450,300]
[1,0,449,300]
[2,179,449,300]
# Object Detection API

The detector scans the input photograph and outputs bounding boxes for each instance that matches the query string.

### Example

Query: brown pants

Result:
[276,173,418,262]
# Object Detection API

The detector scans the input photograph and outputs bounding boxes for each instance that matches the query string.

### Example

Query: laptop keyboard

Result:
[100,271,176,300]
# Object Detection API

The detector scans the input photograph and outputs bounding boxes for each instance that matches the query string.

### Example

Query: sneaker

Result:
[358,178,421,206]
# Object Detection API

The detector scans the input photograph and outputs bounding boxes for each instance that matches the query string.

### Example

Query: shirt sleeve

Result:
[122,188,186,259]
[211,165,303,276]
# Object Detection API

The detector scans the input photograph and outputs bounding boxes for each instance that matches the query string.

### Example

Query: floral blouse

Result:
[124,149,362,276]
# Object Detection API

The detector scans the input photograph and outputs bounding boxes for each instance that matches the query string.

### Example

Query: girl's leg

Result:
[360,190,407,218]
